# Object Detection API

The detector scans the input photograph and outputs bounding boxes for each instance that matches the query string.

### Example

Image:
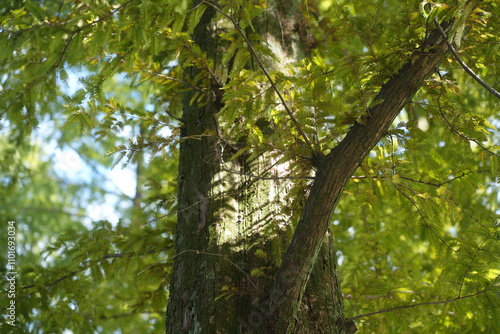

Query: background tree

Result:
[1,0,499,333]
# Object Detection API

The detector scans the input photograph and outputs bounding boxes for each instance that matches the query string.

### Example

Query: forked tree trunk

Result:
[166,0,468,332]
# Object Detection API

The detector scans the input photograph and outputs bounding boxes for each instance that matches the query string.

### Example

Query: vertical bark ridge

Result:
[166,3,220,332]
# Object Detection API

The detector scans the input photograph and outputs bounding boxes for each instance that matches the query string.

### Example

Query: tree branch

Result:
[350,170,486,187]
[346,285,498,322]
[433,17,500,100]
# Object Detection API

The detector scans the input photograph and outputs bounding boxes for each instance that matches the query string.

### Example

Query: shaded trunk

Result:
[165,4,221,332]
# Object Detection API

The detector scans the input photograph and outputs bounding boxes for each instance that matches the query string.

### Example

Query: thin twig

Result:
[448,198,489,230]
[346,285,498,321]
[351,169,487,187]
[140,68,207,93]
[221,166,314,181]
[458,230,495,297]
[434,17,500,100]
[22,246,170,291]
[109,213,172,238]
[139,249,259,291]
[436,97,499,158]
[393,184,453,251]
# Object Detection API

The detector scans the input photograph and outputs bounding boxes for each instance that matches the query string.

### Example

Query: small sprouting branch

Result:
[109,213,172,238]
[346,284,498,322]
[139,67,207,93]
[201,0,315,153]
[433,17,500,100]
[222,166,314,181]
[340,49,372,115]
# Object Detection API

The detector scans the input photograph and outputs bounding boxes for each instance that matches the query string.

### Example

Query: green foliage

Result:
[0,0,498,332]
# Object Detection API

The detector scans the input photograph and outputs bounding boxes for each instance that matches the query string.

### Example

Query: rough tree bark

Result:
[166,1,346,332]
[165,4,221,332]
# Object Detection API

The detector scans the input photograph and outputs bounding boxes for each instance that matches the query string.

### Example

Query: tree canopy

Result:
[0,0,499,333]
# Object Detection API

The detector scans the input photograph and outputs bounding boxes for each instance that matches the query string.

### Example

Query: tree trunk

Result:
[165,4,220,332]
[166,0,467,333]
